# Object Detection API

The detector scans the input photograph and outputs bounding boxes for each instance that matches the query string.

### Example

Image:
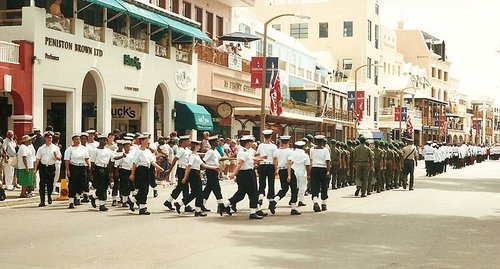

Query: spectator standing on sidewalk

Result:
[17,135,35,198]
[2,130,17,191]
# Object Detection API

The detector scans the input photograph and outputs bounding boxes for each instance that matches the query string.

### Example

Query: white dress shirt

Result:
[273,148,293,169]
[291,149,310,177]
[188,154,203,170]
[176,147,192,168]
[115,151,136,170]
[310,147,331,168]
[90,148,114,167]
[35,143,62,165]
[133,148,156,167]
[64,145,90,165]
[257,143,277,164]
[203,149,221,167]
[237,148,254,170]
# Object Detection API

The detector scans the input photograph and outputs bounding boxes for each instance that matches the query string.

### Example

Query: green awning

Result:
[175,101,213,131]
[84,0,127,13]
[118,1,168,28]
[159,15,212,42]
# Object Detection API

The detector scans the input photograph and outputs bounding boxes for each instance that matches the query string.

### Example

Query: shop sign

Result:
[111,104,141,120]
[175,69,193,90]
[303,83,318,90]
[123,55,141,70]
[219,117,232,126]
[45,37,103,56]
[224,80,255,95]
[44,53,59,61]
[228,53,242,71]
[124,86,139,92]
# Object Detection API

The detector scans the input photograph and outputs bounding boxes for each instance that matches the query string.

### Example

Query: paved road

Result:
[1,160,499,269]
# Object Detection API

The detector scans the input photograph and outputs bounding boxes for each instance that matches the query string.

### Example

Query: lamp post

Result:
[353,63,382,137]
[260,13,310,141]
[398,87,416,140]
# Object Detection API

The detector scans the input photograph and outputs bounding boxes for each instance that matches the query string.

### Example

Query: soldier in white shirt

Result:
[33,131,62,207]
[268,136,301,216]
[89,135,115,212]
[163,136,195,213]
[309,135,331,212]
[220,135,268,219]
[256,130,278,205]
[64,134,91,209]
[173,140,218,217]
[423,141,435,177]
[291,141,310,207]
[80,132,93,203]
[129,135,164,215]
[110,140,124,206]
[201,136,226,212]
[114,140,137,211]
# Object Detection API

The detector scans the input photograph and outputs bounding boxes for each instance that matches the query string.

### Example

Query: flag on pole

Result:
[406,116,413,137]
[270,72,282,117]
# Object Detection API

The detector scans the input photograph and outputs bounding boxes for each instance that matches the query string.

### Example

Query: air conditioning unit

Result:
[3,74,12,92]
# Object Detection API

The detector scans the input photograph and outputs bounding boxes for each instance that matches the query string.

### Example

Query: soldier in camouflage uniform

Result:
[353,136,374,197]
[330,139,341,189]
[347,141,355,186]
[341,142,349,188]
[373,140,385,193]
[384,142,395,190]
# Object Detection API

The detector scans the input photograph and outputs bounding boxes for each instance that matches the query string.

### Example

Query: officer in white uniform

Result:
[64,133,91,208]
[309,135,331,212]
[423,141,435,176]
[256,130,278,205]
[291,140,311,207]
[89,135,115,212]
[33,131,62,206]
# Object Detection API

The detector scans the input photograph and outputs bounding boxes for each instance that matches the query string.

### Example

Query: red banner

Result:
[394,107,401,121]
[250,57,263,88]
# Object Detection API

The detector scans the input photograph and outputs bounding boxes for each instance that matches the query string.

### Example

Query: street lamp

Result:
[353,63,382,136]
[260,13,310,141]
[398,87,416,140]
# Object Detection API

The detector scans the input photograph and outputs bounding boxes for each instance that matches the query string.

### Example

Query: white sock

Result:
[179,201,184,206]
[291,203,297,210]
[257,204,261,211]
[313,197,319,204]
[139,204,146,209]
[259,194,264,200]
[217,199,223,204]
[223,201,230,207]
[99,200,105,206]
[195,207,201,212]
[129,195,136,203]
[322,200,327,205]
[274,197,280,203]
[250,208,257,214]
[112,196,117,201]
[92,193,98,199]
[153,187,157,190]
[69,197,74,204]
[166,195,174,202]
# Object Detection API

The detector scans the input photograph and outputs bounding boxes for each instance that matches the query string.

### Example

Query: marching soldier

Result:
[114,140,137,211]
[424,141,435,176]
[64,134,91,209]
[292,140,310,208]
[110,140,124,206]
[33,131,62,207]
[353,136,374,197]
[373,140,384,193]
[366,141,375,195]
[340,142,349,188]
[384,141,395,190]
[256,130,277,205]
[330,139,341,190]
[269,135,300,215]
[309,135,331,212]
[89,135,115,212]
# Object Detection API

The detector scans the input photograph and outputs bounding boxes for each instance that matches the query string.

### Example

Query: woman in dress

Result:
[17,135,35,199]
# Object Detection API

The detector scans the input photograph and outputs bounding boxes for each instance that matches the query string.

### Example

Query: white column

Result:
[142,101,150,134]
[65,91,75,144]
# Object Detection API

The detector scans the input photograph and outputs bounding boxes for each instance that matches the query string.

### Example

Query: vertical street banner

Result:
[347,91,365,124]
[439,114,446,138]
[250,57,263,88]
[265,57,279,86]
[406,116,413,137]
[476,120,481,137]
[394,107,401,121]
[401,107,408,121]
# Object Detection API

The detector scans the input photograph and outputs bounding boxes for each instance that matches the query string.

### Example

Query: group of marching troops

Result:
[36,127,497,219]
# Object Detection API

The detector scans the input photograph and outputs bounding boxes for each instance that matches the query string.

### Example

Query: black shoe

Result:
[201,206,211,212]
[112,200,117,207]
[313,203,321,212]
[38,203,46,207]
[291,209,301,215]
[127,199,136,212]
[256,210,268,217]
[194,211,207,217]
[231,203,237,213]
[298,201,306,207]
[68,203,75,209]
[355,187,360,197]
[139,208,151,215]
[81,194,89,203]
[153,190,158,198]
[163,200,174,210]
[185,205,195,213]
[361,193,366,198]
[74,199,81,206]
[89,195,97,208]
[249,213,264,220]
[121,202,128,208]
[99,205,108,212]
[174,202,181,214]
[258,199,263,206]
[367,192,371,196]
[376,190,381,193]
[269,200,277,215]
[409,188,414,191]
[47,196,52,205]
[321,204,327,211]
[403,182,407,189]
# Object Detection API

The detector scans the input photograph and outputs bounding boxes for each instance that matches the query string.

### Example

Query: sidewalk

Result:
[0,188,45,207]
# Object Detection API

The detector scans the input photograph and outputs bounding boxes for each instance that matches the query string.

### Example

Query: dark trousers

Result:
[310,167,329,201]
[134,166,150,205]
[276,169,298,204]
[331,163,339,188]
[112,170,119,197]
[170,167,189,199]
[68,165,86,198]
[202,169,223,200]
[93,166,108,201]
[149,166,157,188]
[38,164,56,198]
[181,170,203,207]
[229,169,258,209]
[119,169,133,197]
[425,160,433,176]
[84,164,91,193]
[402,160,415,189]
[258,164,276,199]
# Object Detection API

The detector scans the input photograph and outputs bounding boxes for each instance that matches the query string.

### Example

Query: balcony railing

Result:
[0,9,22,26]
[195,44,250,73]
[447,121,464,131]
[282,99,354,122]
[0,41,19,64]
[83,24,101,42]
[112,32,147,53]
